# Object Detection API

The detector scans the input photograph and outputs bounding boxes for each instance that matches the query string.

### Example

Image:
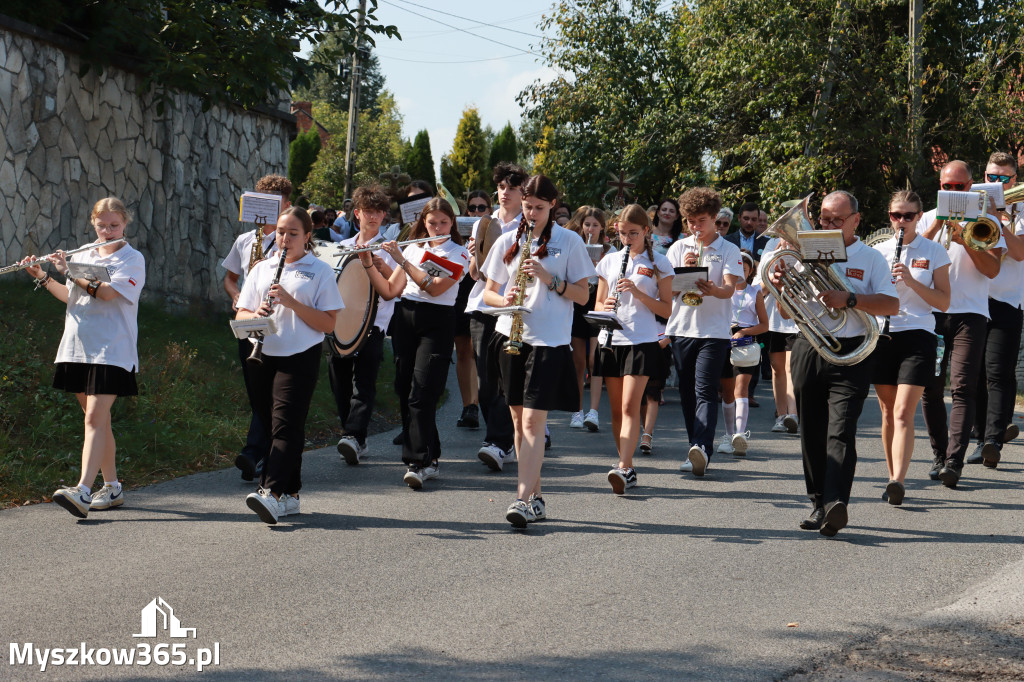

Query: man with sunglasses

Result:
[967,152,1024,468]
[917,160,1005,487]
[725,202,769,261]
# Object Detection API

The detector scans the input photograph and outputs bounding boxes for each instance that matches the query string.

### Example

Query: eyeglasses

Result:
[617,230,643,240]
[941,182,968,191]
[715,220,730,227]
[987,173,1016,183]
[888,211,920,222]
[468,203,489,212]
[818,214,856,228]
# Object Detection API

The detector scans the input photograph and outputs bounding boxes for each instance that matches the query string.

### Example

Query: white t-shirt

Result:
[595,247,673,345]
[221,229,277,280]
[665,234,744,339]
[818,238,897,338]
[464,210,523,314]
[237,252,345,357]
[337,233,398,332]
[872,233,951,333]
[399,239,471,307]
[732,283,762,330]
[482,224,596,347]
[55,242,146,372]
[332,215,355,240]
[918,208,1006,316]
[988,205,1024,308]
[757,238,798,334]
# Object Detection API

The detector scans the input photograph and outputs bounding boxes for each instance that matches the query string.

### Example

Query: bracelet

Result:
[33,274,50,290]
[85,280,100,298]
[419,273,433,289]
[363,263,374,269]
[399,260,409,269]
[547,275,561,292]
[558,279,568,295]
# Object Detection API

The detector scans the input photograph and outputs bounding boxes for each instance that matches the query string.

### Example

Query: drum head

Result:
[476,216,503,265]
[331,254,378,357]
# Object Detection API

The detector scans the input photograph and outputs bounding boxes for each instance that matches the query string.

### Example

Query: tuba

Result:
[757,195,879,366]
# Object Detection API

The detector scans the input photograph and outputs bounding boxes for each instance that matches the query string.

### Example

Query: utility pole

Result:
[908,0,923,189]
[343,0,367,202]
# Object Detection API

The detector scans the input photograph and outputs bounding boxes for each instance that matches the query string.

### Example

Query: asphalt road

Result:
[1,367,1022,680]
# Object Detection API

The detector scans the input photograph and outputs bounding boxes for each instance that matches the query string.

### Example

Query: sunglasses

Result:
[987,173,1015,183]
[941,182,968,191]
[715,220,730,226]
[888,211,920,222]
[467,203,489,212]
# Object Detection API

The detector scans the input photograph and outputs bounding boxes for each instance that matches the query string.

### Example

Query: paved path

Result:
[1,368,1022,680]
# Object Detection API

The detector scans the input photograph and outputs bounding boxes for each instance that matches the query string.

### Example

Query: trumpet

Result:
[942,190,999,251]
[0,238,127,276]
[681,236,704,306]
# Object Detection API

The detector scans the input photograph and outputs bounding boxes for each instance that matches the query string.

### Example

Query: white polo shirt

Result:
[56,242,146,372]
[595,247,673,345]
[918,208,1005,316]
[732,283,762,330]
[872,233,951,333]
[237,252,345,357]
[464,210,523,314]
[822,238,897,338]
[399,239,471,307]
[757,238,799,334]
[665,234,744,339]
[482,225,596,347]
[221,229,277,280]
[988,204,1024,308]
[337,233,398,332]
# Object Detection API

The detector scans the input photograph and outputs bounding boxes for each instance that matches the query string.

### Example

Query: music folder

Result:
[671,266,708,293]
[238,191,282,224]
[585,310,624,330]
[67,262,112,282]
[229,318,278,340]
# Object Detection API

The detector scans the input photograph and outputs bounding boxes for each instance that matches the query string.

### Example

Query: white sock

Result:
[736,398,749,434]
[723,402,736,437]
[105,481,121,493]
[77,484,91,494]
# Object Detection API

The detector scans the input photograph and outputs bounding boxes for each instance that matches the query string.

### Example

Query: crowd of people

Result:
[23,152,1023,537]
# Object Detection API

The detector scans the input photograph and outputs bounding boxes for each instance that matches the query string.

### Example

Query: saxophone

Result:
[248,217,268,273]
[503,223,535,355]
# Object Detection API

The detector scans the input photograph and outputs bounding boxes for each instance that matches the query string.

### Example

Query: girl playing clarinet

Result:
[236,207,345,524]
[481,175,596,527]
[592,204,673,493]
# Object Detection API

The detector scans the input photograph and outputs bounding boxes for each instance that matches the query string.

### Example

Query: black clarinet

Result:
[247,246,288,366]
[602,248,631,349]
[881,227,905,336]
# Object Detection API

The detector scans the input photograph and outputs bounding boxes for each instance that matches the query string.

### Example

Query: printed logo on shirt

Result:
[911,258,930,269]
[637,266,654,278]
[293,271,315,281]
[129,277,137,286]
[845,268,865,281]
[546,247,562,257]
[705,254,723,263]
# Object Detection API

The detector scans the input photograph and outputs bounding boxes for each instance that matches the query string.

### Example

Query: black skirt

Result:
[53,362,138,397]
[594,341,665,378]
[495,336,579,412]
[571,282,600,339]
[871,329,937,387]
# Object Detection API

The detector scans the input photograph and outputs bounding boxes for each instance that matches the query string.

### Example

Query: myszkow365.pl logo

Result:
[9,597,220,673]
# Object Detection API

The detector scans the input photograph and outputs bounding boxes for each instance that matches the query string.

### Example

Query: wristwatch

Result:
[846,292,858,309]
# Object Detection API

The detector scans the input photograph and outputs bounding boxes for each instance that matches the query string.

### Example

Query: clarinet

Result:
[602,247,631,349]
[247,246,288,366]
[881,227,905,336]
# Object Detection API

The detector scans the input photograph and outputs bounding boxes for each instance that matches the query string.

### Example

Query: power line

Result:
[376,51,532,65]
[386,0,549,40]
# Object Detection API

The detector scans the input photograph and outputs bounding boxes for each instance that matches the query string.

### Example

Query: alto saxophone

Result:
[248,216,268,272]
[503,223,535,355]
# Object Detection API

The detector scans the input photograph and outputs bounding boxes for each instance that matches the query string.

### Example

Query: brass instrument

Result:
[503,223,534,355]
[757,195,879,366]
[0,238,126,276]
[247,246,288,367]
[942,190,999,251]
[681,235,704,306]
[1003,183,1024,209]
[248,217,269,272]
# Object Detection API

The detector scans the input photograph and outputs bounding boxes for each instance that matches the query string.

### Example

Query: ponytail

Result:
[501,213,555,264]
[644,232,662,277]
[502,215,530,265]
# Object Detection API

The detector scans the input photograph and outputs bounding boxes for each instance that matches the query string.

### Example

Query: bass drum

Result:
[318,250,379,357]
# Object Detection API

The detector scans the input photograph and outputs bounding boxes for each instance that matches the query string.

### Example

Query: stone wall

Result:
[0,16,295,308]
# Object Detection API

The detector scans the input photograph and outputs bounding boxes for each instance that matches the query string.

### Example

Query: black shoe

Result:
[748,397,760,408]
[965,443,984,465]
[928,455,944,481]
[799,506,825,530]
[1003,423,1019,443]
[235,454,257,482]
[938,458,962,488]
[981,442,1001,469]
[884,480,905,506]
[820,501,848,537]
[393,431,405,445]
[457,404,480,429]
[545,433,551,450]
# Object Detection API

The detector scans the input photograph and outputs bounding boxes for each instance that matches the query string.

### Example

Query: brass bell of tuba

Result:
[757,195,879,367]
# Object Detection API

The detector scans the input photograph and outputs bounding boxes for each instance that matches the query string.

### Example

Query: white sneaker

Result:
[279,494,300,517]
[506,499,536,528]
[337,436,366,465]
[570,411,585,428]
[771,415,787,433]
[245,488,279,524]
[403,466,425,490]
[421,461,439,483]
[783,414,799,434]
[89,483,124,510]
[679,459,693,472]
[52,485,91,518]
[528,494,546,520]
[687,445,708,477]
[583,409,600,432]
[717,440,735,454]
[478,443,505,471]
[732,431,749,456]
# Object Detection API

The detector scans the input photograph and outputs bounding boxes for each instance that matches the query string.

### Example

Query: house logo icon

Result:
[132,597,197,639]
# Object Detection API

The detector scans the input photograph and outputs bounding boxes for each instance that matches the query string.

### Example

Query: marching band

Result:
[17,155,1024,536]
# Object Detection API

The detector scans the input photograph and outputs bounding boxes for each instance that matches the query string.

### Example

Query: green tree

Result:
[5,0,398,113]
[441,107,489,198]
[487,122,519,170]
[292,35,387,115]
[288,129,322,203]
[405,130,437,185]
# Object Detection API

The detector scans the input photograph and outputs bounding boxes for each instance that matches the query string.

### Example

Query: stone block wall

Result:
[0,17,295,308]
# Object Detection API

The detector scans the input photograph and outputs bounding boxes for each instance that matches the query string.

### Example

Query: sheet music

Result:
[937,190,983,221]
[972,182,1005,210]
[397,193,431,225]
[67,262,112,282]
[671,267,708,293]
[238,192,282,224]
[796,230,847,262]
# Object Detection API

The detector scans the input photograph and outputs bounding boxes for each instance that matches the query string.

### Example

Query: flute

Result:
[0,238,127,276]
[247,246,288,367]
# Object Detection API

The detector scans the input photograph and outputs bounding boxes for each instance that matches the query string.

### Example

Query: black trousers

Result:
[236,337,271,465]
[327,328,385,445]
[469,311,515,451]
[790,337,872,507]
[392,300,455,467]
[247,343,321,496]
[922,312,987,464]
[973,299,1023,448]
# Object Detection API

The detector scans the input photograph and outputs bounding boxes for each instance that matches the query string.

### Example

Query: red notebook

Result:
[419,250,465,281]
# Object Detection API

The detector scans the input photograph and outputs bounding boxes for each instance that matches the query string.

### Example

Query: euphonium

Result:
[503,223,534,355]
[757,195,879,367]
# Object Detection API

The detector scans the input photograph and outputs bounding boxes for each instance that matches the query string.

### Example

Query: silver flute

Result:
[0,238,127,276]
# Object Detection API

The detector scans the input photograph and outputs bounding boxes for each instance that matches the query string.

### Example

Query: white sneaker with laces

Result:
[783,414,799,434]
[679,459,693,472]
[337,436,366,465]
[506,499,536,528]
[89,483,124,510]
[246,488,280,524]
[421,462,439,483]
[583,409,600,432]
[732,431,750,456]
[688,445,708,477]
[528,494,546,520]
[570,411,585,429]
[478,443,505,471]
[771,415,786,433]
[404,466,425,489]
[717,440,735,454]
[279,494,300,517]
[53,485,92,518]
